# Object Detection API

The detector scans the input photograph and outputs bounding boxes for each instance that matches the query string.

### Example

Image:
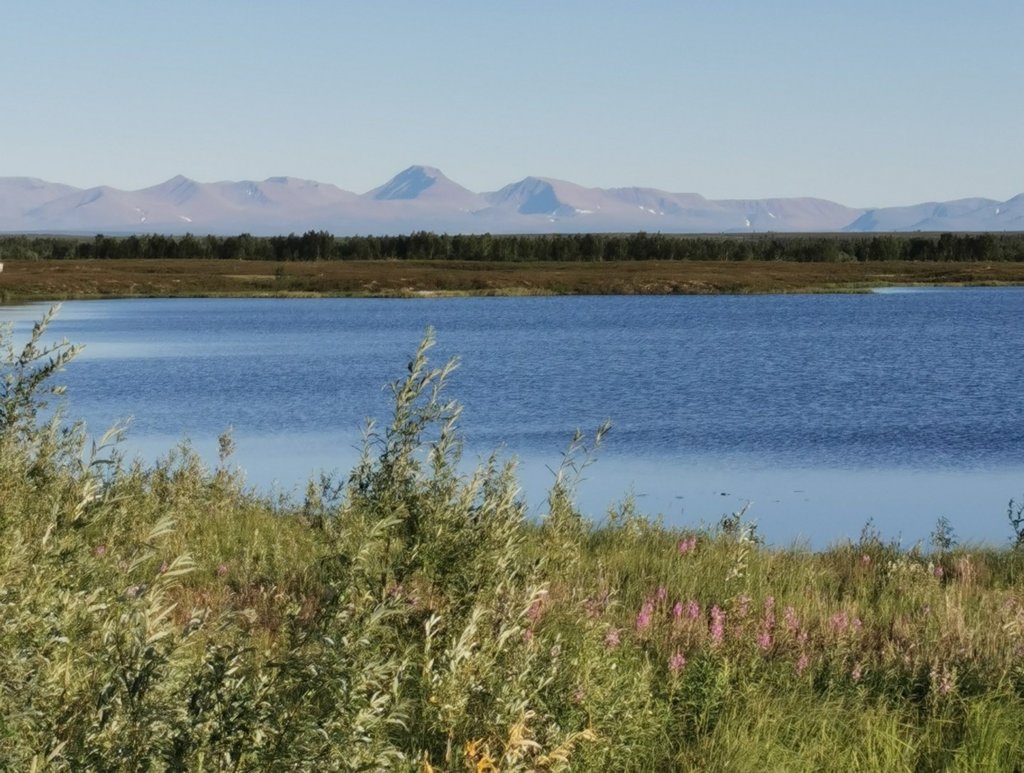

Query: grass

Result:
[2,309,1024,770]
[3,258,1024,302]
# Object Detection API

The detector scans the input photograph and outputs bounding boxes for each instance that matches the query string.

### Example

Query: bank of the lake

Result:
[4,258,1024,301]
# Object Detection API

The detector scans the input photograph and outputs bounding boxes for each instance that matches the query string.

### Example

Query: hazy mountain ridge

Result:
[1,166,1020,235]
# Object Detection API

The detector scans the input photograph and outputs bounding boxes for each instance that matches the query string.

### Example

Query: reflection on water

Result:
[4,290,1023,547]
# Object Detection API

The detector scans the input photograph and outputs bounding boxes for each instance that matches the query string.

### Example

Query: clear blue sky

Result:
[2,0,1021,207]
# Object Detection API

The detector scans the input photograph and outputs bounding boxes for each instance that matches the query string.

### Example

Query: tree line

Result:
[1,230,1023,263]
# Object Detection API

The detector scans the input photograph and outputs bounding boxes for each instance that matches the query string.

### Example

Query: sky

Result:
[2,0,1022,208]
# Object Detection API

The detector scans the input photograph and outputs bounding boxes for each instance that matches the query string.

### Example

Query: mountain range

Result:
[1,166,1021,236]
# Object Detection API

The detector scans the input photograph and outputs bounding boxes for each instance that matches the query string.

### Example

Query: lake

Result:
[4,289,1023,547]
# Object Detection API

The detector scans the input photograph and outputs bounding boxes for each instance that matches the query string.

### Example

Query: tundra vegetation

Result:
[2,309,1024,770]
[3,233,1024,302]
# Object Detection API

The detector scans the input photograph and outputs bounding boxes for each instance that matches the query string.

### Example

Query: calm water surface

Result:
[5,290,1023,547]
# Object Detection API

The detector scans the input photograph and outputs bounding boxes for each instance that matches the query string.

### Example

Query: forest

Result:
[2,230,1023,264]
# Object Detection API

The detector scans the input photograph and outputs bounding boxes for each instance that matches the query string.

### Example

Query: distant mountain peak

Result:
[372,165,447,200]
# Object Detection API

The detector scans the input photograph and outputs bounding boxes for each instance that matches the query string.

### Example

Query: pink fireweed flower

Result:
[655,586,668,603]
[852,617,863,633]
[784,606,799,635]
[796,653,810,674]
[522,628,534,644]
[583,595,607,619]
[605,628,621,649]
[672,601,684,620]
[687,600,701,620]
[710,605,725,646]
[757,629,773,651]
[217,563,228,576]
[830,611,849,634]
[931,663,955,695]
[861,554,872,566]
[677,536,697,555]
[636,601,654,632]
[669,651,687,676]
[527,597,544,623]
[94,544,107,558]
[933,565,945,579]
[764,596,775,612]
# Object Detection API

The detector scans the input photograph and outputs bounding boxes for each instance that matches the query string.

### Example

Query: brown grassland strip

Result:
[2,259,1024,301]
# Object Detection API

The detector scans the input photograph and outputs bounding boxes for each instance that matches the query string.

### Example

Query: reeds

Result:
[2,309,1023,770]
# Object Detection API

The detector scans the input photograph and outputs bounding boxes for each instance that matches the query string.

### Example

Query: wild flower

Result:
[158,560,169,575]
[94,544,106,557]
[655,585,668,602]
[217,562,229,576]
[669,651,687,676]
[861,554,872,566]
[851,663,863,682]
[930,662,955,695]
[527,595,545,623]
[796,653,810,674]
[710,605,725,646]
[636,601,654,632]
[933,565,945,579]
[784,605,800,634]
[830,611,849,635]
[677,536,697,555]
[523,628,534,644]
[672,601,684,620]
[583,591,609,618]
[758,602,776,650]
[687,600,701,620]
[605,628,621,649]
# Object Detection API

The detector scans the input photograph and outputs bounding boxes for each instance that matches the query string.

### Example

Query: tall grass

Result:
[2,308,1023,770]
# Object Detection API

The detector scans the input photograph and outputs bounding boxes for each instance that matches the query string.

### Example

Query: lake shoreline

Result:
[3,258,1024,302]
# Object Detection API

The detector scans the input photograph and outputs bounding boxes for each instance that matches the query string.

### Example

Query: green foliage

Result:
[4,229,1024,264]
[2,311,1024,770]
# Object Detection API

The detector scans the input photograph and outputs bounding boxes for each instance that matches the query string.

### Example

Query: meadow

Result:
[3,308,1024,770]
[3,258,1024,301]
